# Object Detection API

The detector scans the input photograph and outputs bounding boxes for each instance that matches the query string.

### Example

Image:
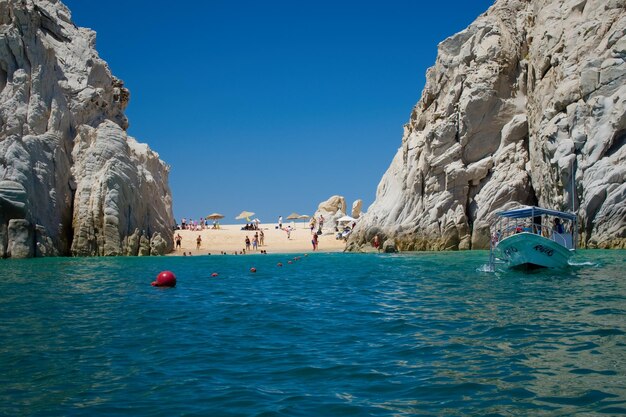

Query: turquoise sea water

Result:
[1,250,625,416]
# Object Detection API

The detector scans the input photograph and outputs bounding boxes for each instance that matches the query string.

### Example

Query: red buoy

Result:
[250,267,257,273]
[211,272,219,277]
[152,270,177,287]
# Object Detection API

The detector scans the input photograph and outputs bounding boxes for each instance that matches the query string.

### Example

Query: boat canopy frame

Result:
[496,206,577,222]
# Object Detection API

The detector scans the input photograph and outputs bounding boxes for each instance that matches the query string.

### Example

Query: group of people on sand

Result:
[173,232,204,251]
[244,230,265,251]
[175,213,367,254]
[308,215,324,235]
[174,230,270,256]
[179,217,220,231]
[241,222,259,231]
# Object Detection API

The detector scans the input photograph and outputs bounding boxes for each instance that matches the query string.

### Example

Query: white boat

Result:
[489,206,577,270]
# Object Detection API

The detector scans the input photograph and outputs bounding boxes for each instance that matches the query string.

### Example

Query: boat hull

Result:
[494,233,573,269]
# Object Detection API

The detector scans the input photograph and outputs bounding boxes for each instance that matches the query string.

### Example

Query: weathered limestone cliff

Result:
[348,0,625,251]
[0,0,174,257]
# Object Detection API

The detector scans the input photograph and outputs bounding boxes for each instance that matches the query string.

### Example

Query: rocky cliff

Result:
[0,0,174,257]
[348,0,625,252]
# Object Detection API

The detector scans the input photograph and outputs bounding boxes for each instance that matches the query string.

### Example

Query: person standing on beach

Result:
[373,235,380,252]
[252,235,258,251]
[259,229,265,246]
[278,216,283,229]
[175,233,182,250]
[312,233,318,251]
[196,235,202,250]
[245,236,251,251]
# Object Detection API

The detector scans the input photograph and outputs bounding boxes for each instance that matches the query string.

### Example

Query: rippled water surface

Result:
[1,250,625,416]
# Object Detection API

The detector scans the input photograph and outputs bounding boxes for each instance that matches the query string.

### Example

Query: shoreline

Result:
[167,223,347,256]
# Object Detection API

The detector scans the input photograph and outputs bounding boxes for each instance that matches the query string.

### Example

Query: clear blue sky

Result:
[63,0,494,224]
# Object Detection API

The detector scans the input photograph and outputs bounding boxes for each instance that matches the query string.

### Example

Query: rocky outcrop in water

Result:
[0,0,174,257]
[348,0,626,251]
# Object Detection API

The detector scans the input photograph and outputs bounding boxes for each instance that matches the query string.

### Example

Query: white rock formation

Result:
[348,0,625,251]
[313,195,347,232]
[0,0,174,257]
[351,199,363,218]
[314,195,366,232]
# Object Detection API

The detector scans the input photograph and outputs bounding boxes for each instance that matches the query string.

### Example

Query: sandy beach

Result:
[168,223,347,255]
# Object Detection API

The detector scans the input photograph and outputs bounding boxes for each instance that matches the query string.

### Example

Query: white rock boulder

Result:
[313,195,347,232]
[351,199,363,219]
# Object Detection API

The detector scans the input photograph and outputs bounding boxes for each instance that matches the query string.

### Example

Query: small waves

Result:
[0,251,625,416]
[569,260,599,267]
[476,263,495,273]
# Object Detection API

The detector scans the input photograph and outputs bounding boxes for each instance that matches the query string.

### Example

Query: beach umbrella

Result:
[298,214,310,229]
[286,213,300,229]
[235,211,255,222]
[337,215,356,223]
[206,213,224,220]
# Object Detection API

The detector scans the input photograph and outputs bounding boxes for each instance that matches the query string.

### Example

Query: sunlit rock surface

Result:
[314,195,364,233]
[0,0,174,257]
[348,0,625,251]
